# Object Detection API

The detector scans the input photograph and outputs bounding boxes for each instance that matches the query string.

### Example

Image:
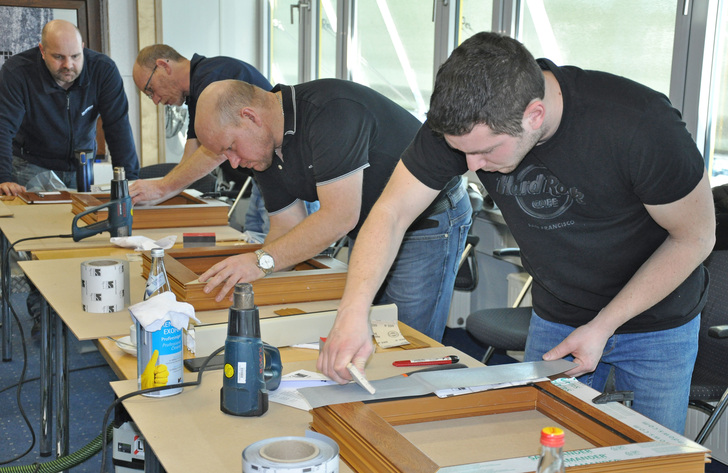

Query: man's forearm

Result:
[592,171,715,334]
[265,207,354,271]
[337,205,407,317]
[0,156,14,184]
[590,232,713,336]
[158,146,224,196]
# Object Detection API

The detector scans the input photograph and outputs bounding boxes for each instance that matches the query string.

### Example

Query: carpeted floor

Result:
[0,293,117,472]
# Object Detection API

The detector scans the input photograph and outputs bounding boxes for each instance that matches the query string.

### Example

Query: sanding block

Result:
[346,363,376,394]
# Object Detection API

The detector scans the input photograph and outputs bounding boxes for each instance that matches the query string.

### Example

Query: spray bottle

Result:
[220,283,281,416]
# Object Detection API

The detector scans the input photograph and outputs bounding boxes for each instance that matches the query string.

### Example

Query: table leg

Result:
[40,298,53,456]
[1,233,11,362]
[144,444,165,473]
[55,311,69,467]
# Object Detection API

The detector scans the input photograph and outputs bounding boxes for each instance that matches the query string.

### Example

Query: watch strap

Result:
[254,249,275,275]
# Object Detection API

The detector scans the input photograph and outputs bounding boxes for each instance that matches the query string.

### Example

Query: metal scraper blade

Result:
[299,359,576,409]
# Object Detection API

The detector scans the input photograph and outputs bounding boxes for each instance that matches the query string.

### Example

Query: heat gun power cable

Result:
[3,235,227,470]
[0,233,72,465]
[98,345,226,473]
[0,363,108,396]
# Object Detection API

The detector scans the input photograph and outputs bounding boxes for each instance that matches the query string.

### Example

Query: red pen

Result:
[392,355,460,367]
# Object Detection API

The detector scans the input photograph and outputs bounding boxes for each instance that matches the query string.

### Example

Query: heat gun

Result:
[220,283,281,417]
[71,167,133,242]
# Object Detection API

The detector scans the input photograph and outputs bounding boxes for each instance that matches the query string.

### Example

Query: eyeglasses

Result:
[143,64,158,98]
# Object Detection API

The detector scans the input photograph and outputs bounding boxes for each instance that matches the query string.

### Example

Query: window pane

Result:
[318,0,338,79]
[270,0,299,84]
[458,0,494,45]
[708,5,728,186]
[351,1,434,119]
[519,0,677,96]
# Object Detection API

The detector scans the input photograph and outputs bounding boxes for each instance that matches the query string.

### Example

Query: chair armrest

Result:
[708,325,728,339]
[493,247,520,257]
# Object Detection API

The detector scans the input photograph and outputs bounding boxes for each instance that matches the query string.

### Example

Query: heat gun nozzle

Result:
[233,283,255,310]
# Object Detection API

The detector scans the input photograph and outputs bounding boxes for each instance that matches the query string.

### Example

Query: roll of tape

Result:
[242,432,339,473]
[80,259,128,313]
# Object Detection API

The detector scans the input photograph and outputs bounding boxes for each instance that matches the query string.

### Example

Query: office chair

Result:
[689,249,728,444]
[465,247,532,364]
[454,182,485,292]
[454,235,480,291]
[138,163,217,194]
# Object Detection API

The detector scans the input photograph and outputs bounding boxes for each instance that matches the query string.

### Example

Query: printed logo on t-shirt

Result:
[494,164,584,220]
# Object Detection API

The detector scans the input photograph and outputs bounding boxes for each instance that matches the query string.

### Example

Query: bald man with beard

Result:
[0,19,138,196]
[0,19,139,335]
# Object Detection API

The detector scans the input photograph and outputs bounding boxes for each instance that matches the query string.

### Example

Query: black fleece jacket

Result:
[0,46,139,183]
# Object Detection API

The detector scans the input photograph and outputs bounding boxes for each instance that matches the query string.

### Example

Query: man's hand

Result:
[542,321,611,378]
[129,179,171,206]
[199,252,264,302]
[317,308,374,384]
[141,350,170,389]
[0,182,25,196]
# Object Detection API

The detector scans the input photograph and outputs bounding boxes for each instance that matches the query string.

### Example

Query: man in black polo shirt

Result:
[129,44,271,205]
[194,79,472,342]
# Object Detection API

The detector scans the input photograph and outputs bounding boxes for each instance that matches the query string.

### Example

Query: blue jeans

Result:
[524,311,699,434]
[12,156,76,189]
[367,178,472,342]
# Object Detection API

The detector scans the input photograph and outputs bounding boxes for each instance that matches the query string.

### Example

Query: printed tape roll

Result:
[80,259,128,313]
[242,432,339,473]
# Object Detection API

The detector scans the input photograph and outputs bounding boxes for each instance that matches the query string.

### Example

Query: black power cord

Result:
[1,233,225,471]
[98,345,225,473]
[0,234,73,465]
[0,363,109,396]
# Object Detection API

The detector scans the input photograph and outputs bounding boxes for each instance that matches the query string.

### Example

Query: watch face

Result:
[259,254,274,269]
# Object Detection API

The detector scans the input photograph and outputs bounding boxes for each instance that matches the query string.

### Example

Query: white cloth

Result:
[128,291,199,332]
[110,235,177,251]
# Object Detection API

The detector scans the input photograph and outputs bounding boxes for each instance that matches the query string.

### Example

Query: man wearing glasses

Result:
[0,19,139,196]
[129,44,272,207]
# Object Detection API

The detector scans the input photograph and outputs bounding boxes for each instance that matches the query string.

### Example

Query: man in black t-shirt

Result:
[194,79,471,342]
[319,33,715,435]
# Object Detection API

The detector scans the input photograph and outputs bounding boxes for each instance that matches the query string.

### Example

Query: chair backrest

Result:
[690,250,728,400]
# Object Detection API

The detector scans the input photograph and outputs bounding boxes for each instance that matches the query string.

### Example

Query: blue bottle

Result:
[220,283,281,416]
[75,149,94,192]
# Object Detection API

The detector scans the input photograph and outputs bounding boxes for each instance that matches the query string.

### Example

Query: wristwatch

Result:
[254,249,275,276]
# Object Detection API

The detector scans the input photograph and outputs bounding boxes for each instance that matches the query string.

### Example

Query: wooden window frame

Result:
[70,191,229,229]
[141,246,348,311]
[311,381,709,472]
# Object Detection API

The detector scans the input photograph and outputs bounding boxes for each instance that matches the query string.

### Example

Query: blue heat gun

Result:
[71,167,133,241]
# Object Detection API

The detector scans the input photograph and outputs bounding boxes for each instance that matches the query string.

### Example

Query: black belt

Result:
[408,177,466,232]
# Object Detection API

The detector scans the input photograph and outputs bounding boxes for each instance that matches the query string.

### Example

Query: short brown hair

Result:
[136,44,185,68]
[428,32,544,137]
